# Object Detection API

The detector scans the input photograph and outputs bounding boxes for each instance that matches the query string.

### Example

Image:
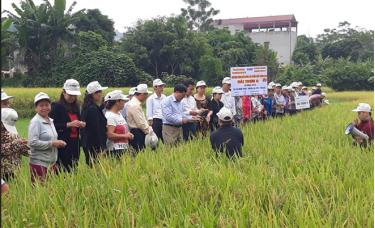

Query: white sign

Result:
[230,66,268,96]
[295,96,310,110]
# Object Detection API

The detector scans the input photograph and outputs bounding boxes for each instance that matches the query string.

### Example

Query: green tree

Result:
[180,0,220,32]
[5,0,83,76]
[74,9,116,44]
[254,45,279,81]
[292,35,320,65]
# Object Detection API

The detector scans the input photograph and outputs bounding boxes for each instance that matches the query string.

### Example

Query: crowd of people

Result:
[0,77,372,193]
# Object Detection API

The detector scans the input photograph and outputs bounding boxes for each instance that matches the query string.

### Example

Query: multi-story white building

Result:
[213,15,298,65]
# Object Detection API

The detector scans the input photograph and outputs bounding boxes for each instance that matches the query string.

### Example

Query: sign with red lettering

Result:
[230,66,268,96]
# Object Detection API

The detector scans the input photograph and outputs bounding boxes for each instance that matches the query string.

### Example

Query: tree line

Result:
[1,0,373,90]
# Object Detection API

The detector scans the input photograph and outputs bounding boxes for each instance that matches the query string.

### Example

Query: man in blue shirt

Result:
[161,84,200,145]
[262,85,274,118]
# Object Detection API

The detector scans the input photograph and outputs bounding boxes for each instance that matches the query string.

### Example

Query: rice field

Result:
[1,89,373,227]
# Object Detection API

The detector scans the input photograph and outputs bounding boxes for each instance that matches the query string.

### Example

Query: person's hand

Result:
[353,118,360,126]
[67,120,81,128]
[191,116,201,122]
[190,110,199,116]
[148,126,154,134]
[51,140,66,148]
[20,139,28,145]
[206,116,211,123]
[125,132,134,140]
[354,135,364,144]
[79,121,86,128]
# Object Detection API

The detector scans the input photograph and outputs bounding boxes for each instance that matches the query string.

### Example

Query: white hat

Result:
[104,93,111,102]
[106,90,129,101]
[86,81,108,94]
[145,131,158,149]
[297,82,303,86]
[268,81,275,87]
[275,83,282,88]
[312,86,317,90]
[282,86,288,90]
[128,87,137,96]
[291,82,298,88]
[316,83,322,87]
[1,91,14,101]
[34,92,51,104]
[63,79,81,96]
[153,79,165,87]
[196,80,207,87]
[212,86,224,94]
[135,84,151,94]
[321,92,326,97]
[287,86,294,91]
[222,77,231,84]
[217,107,233,122]
[352,103,371,112]
[302,86,307,90]
[1,108,18,135]
[267,85,274,90]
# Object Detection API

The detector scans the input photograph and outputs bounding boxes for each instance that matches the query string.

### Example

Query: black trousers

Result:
[152,118,163,142]
[130,128,146,152]
[83,146,101,167]
[182,122,197,141]
[57,138,80,172]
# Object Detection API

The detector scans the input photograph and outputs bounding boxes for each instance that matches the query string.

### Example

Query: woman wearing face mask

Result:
[80,81,108,166]
[49,79,85,172]
[28,92,66,183]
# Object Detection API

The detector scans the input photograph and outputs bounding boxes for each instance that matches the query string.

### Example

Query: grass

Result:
[1,89,374,227]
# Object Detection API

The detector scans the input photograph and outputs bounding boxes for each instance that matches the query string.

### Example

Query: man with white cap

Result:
[49,79,85,172]
[181,80,200,141]
[1,89,14,108]
[312,83,322,95]
[146,79,167,142]
[273,83,286,117]
[1,108,30,181]
[120,87,136,119]
[127,84,152,152]
[352,103,374,145]
[210,107,244,158]
[208,86,224,131]
[220,77,236,118]
[81,81,108,166]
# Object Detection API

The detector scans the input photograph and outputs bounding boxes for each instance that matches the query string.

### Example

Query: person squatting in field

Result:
[351,103,374,147]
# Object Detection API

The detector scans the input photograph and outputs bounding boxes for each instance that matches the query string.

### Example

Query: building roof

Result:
[214,14,297,29]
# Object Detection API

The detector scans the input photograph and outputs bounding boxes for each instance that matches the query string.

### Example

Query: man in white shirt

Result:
[181,80,201,141]
[146,79,166,142]
[221,77,237,122]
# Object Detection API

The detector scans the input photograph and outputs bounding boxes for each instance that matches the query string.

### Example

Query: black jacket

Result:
[210,124,244,158]
[49,102,81,142]
[80,102,107,150]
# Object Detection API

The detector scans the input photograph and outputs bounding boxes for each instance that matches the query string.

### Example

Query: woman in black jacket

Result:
[50,79,85,172]
[80,81,108,166]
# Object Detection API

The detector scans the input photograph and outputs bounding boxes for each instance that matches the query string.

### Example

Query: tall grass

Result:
[1,90,373,227]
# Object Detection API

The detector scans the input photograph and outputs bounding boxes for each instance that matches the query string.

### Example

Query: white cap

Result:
[86,81,108,94]
[321,92,326,97]
[106,90,129,101]
[275,83,282,88]
[267,85,274,90]
[135,84,151,94]
[145,131,158,149]
[282,86,288,90]
[291,82,298,88]
[128,87,136,96]
[212,86,224,94]
[196,80,207,87]
[268,81,275,87]
[152,79,165,87]
[287,86,294,91]
[63,79,81,96]
[104,93,111,102]
[312,86,317,90]
[222,77,231,84]
[217,107,233,122]
[302,86,307,90]
[297,82,303,86]
[352,103,371,112]
[1,108,18,135]
[316,83,322,87]
[1,91,14,101]
[34,92,50,105]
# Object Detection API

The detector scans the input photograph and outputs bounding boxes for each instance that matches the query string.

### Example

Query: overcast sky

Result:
[2,0,374,37]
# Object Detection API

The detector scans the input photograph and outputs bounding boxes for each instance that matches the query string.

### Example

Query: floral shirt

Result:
[1,123,30,176]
